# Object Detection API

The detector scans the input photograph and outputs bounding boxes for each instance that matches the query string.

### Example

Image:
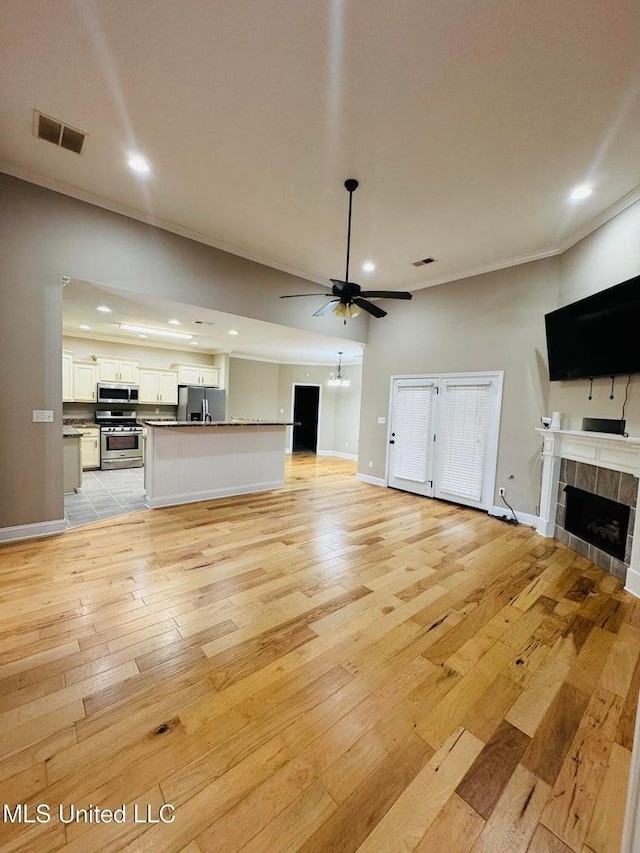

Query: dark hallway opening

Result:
[292,385,320,453]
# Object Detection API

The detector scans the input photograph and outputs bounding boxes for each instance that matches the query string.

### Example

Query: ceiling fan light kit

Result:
[280,178,412,322]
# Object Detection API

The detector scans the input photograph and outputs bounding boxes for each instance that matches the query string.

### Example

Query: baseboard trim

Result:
[0,518,67,543]
[144,480,284,509]
[317,450,358,461]
[489,506,540,530]
[357,473,387,487]
[624,567,640,600]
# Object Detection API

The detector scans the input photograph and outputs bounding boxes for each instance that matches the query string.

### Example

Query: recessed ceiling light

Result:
[168,319,181,326]
[229,330,239,336]
[362,261,375,272]
[78,324,91,330]
[137,334,148,339]
[96,305,111,313]
[569,184,593,201]
[190,341,199,346]
[128,155,151,174]
[118,323,193,340]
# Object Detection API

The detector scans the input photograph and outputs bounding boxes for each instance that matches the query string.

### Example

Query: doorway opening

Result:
[292,384,320,453]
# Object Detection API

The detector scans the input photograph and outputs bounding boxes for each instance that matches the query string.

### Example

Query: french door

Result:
[387,377,438,497]
[387,372,503,511]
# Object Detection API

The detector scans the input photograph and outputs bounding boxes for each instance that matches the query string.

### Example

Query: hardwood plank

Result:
[470,764,550,852]
[456,720,531,820]
[356,728,484,853]
[583,742,631,853]
[539,686,624,850]
[520,683,589,786]
[526,824,574,853]
[299,731,432,852]
[413,793,484,853]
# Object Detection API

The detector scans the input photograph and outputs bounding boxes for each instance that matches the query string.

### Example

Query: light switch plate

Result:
[33,410,54,422]
[377,416,386,424]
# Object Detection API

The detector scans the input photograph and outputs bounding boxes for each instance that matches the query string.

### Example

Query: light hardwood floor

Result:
[0,455,637,852]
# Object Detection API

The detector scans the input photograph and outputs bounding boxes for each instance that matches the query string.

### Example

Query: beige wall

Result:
[4,166,640,533]
[0,173,367,530]
[549,201,640,433]
[228,358,280,420]
[358,259,561,515]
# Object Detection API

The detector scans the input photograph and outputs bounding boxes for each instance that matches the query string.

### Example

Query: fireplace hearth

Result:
[564,485,630,562]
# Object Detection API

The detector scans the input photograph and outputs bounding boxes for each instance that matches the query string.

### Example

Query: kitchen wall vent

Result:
[33,110,86,154]
[412,257,437,267]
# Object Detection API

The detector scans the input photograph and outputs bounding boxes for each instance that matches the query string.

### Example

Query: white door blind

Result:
[438,383,490,501]
[392,384,433,482]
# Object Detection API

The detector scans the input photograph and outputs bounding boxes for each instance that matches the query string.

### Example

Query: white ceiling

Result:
[63,279,365,365]
[2,0,640,293]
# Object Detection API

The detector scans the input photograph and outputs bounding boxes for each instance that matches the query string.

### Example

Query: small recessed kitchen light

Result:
[118,323,193,340]
[137,334,148,339]
[190,341,199,346]
[362,261,375,272]
[569,184,593,201]
[128,155,151,174]
[229,330,239,336]
[96,305,111,313]
[78,324,91,330]
[168,319,181,326]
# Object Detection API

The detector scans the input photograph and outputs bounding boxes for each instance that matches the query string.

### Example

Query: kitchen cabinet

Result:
[63,434,82,493]
[138,368,178,404]
[171,363,220,387]
[62,351,74,402]
[79,427,100,470]
[73,361,98,402]
[97,357,139,383]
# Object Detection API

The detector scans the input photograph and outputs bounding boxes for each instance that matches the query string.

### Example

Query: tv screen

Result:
[545,274,640,381]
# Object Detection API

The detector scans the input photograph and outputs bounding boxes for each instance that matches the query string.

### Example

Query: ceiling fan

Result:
[280,178,412,322]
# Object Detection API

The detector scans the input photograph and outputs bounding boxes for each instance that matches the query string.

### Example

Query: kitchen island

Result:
[143,421,295,509]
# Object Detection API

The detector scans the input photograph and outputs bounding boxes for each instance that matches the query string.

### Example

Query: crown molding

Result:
[411,246,561,291]
[4,163,640,296]
[0,163,328,288]
[556,181,640,253]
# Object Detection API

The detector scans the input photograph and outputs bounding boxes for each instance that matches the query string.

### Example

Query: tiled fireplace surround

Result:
[537,428,640,598]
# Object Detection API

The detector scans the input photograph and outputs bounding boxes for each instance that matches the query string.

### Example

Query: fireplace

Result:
[564,485,630,561]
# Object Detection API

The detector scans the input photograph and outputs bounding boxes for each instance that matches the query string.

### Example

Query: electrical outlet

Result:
[33,410,54,423]
[499,486,506,497]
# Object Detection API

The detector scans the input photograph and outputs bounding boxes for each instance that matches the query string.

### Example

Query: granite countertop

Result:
[144,420,296,428]
[63,419,99,428]
[63,426,81,437]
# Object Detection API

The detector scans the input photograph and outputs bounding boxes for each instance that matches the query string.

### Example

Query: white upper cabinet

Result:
[171,363,220,387]
[73,361,98,402]
[62,351,74,402]
[97,357,139,383]
[138,368,178,404]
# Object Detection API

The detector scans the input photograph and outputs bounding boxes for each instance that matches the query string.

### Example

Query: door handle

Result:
[389,440,395,444]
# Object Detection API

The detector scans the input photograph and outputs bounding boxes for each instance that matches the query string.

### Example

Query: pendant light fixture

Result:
[328,352,350,387]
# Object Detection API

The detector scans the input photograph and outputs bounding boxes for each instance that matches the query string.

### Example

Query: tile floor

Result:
[64,467,146,528]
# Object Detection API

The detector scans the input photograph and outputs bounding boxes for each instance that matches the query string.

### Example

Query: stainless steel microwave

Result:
[96,382,139,404]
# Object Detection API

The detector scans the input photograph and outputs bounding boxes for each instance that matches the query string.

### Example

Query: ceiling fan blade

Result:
[359,291,413,300]
[312,300,339,317]
[279,293,333,298]
[353,297,387,318]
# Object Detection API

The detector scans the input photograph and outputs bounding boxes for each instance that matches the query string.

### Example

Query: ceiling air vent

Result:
[412,257,437,267]
[33,110,86,154]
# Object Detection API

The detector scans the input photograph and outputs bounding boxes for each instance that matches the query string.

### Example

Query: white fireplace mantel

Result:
[536,428,640,599]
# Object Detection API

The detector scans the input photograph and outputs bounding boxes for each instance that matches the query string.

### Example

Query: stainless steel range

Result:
[96,410,144,470]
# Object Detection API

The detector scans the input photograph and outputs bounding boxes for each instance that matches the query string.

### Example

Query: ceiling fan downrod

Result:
[344,178,358,286]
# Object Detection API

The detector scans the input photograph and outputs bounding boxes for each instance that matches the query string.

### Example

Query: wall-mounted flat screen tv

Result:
[545,273,640,381]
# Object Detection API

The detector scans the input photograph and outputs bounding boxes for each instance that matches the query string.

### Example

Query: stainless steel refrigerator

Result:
[177,386,226,422]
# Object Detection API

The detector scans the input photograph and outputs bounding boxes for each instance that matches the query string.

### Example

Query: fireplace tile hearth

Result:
[575,462,597,493]
[595,467,621,502]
